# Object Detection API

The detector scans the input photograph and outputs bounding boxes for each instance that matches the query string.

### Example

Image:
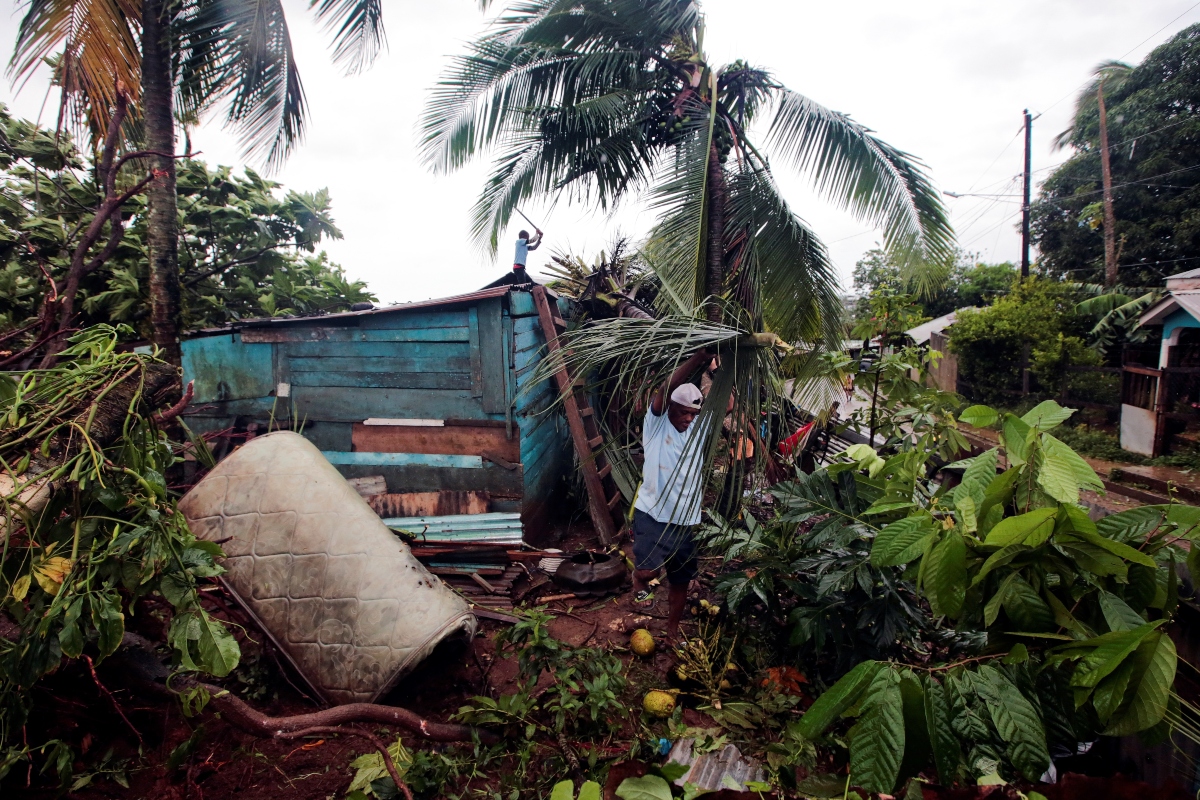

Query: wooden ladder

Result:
[531,285,623,544]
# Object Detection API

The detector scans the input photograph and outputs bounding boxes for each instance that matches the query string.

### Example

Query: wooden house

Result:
[178,285,575,540]
[1120,269,1200,457]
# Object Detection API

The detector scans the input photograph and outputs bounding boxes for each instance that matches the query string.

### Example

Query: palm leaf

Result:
[308,0,386,75]
[724,163,843,345]
[182,0,309,171]
[764,89,955,274]
[10,0,142,147]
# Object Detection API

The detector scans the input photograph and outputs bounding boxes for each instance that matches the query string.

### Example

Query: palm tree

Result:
[10,0,386,365]
[421,0,954,345]
[426,0,956,507]
[1052,61,1133,288]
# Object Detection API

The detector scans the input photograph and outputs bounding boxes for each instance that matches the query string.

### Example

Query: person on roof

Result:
[630,349,721,641]
[512,228,542,282]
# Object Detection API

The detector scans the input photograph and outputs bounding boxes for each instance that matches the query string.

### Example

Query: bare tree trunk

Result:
[1098,81,1118,288]
[142,0,183,370]
[704,141,727,323]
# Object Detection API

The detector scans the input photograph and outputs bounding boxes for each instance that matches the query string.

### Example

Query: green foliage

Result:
[1032,25,1200,286]
[705,468,951,678]
[852,247,1017,320]
[797,398,1196,788]
[0,326,240,755]
[0,103,374,342]
[950,279,1094,403]
[847,346,968,463]
[451,608,628,793]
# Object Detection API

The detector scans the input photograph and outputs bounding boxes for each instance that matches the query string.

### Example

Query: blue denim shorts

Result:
[632,509,698,586]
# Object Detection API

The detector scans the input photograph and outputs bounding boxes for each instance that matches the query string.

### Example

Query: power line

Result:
[1040,163,1200,206]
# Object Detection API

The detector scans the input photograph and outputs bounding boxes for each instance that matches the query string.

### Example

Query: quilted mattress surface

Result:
[179,431,477,704]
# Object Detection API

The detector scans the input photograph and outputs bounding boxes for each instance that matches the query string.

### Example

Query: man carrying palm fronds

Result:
[631,349,724,642]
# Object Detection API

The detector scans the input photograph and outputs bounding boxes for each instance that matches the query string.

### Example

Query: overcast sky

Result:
[3,0,1199,305]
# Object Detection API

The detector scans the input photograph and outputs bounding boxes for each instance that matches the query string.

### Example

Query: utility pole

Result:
[1098,81,1118,287]
[1021,109,1032,278]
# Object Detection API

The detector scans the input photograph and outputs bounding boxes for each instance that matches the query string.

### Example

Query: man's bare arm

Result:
[528,229,544,251]
[651,350,710,416]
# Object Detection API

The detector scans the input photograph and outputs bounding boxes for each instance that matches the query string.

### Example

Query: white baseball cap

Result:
[670,383,704,411]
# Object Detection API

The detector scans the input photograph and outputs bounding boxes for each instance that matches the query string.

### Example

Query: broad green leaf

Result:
[949,448,1000,509]
[1055,536,1129,578]
[1001,574,1054,632]
[980,467,1019,515]
[1098,590,1145,632]
[923,676,961,786]
[1069,622,1163,691]
[958,405,999,428]
[578,781,601,800]
[863,500,917,516]
[924,531,967,618]
[976,666,1050,781]
[984,508,1057,547]
[195,609,241,678]
[955,495,978,533]
[848,668,905,794]
[984,573,1015,627]
[1069,528,1156,569]
[1092,657,1136,724]
[58,598,85,659]
[551,781,575,800]
[1001,415,1032,466]
[898,671,931,784]
[1055,503,1096,536]
[1102,632,1176,735]
[10,574,30,601]
[973,543,1030,587]
[616,775,674,800]
[1021,400,1074,431]
[797,660,883,738]
[872,516,935,567]
[1095,505,1171,544]
[1166,503,1200,537]
[1038,435,1102,503]
[1045,589,1093,637]
[90,592,125,658]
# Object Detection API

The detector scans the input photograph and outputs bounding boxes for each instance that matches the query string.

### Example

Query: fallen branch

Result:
[83,654,143,748]
[154,380,194,424]
[174,675,496,744]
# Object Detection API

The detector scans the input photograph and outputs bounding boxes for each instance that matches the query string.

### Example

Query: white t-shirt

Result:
[634,407,707,526]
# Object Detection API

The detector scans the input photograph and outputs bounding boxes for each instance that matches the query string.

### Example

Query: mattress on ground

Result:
[179,431,476,704]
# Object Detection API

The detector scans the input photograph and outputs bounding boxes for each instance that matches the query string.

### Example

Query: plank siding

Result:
[351,423,520,462]
[180,287,574,541]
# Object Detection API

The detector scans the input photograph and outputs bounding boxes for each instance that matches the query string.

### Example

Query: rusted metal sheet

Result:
[367,491,490,518]
[351,422,520,462]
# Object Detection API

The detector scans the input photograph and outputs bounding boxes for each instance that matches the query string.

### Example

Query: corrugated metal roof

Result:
[188,285,515,336]
[1140,291,1200,326]
[384,512,524,545]
[905,307,977,345]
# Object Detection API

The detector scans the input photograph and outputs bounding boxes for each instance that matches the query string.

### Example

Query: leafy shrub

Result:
[706,469,956,680]
[951,279,1092,403]
[0,327,240,777]
[798,400,1198,792]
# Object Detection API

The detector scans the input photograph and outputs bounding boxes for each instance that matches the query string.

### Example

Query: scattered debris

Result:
[665,740,765,792]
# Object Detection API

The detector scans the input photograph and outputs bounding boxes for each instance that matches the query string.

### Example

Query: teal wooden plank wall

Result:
[180,289,574,533]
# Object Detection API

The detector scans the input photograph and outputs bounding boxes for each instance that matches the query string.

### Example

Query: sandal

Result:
[633,589,656,608]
